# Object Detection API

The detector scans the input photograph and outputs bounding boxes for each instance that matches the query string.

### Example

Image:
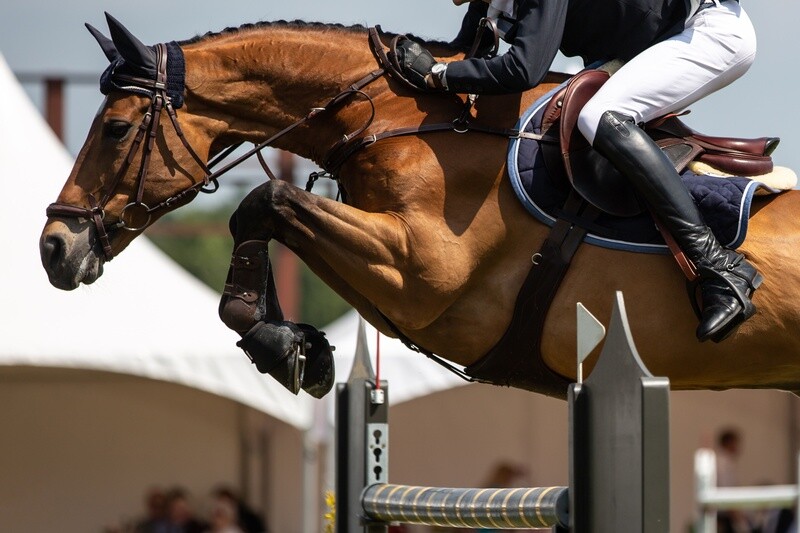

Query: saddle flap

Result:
[559,69,610,167]
[646,114,777,176]
[555,70,642,216]
[656,138,704,173]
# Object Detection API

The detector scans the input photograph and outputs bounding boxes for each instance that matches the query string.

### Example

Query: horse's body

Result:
[40,21,800,395]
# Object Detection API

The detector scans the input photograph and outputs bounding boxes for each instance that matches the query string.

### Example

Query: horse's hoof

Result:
[236,321,335,398]
[237,321,305,394]
[218,240,270,333]
[297,323,336,399]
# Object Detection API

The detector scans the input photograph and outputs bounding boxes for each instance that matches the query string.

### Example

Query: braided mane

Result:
[178,19,453,49]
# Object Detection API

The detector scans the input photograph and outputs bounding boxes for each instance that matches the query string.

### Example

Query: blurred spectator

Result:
[205,498,243,533]
[760,507,796,533]
[715,428,752,533]
[134,487,170,533]
[716,428,742,488]
[166,487,207,533]
[481,461,528,488]
[212,486,267,533]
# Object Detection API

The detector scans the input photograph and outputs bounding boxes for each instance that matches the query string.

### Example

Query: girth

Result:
[464,195,598,397]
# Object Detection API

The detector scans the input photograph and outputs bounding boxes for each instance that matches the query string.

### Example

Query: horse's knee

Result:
[234,179,295,238]
[238,179,278,211]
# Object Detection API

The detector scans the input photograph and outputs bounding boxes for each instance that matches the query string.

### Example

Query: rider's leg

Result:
[594,111,762,341]
[577,2,760,342]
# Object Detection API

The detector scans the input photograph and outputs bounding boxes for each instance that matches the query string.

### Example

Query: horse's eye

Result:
[104,120,132,140]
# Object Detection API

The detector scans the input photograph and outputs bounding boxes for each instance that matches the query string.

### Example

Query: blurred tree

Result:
[146,205,233,293]
[146,205,351,327]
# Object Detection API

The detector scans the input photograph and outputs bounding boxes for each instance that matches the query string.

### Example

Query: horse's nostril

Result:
[42,234,65,270]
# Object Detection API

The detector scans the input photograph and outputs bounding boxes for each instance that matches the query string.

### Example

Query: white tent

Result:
[0,52,312,532]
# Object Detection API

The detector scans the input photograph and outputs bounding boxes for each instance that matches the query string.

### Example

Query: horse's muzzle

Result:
[39,219,104,290]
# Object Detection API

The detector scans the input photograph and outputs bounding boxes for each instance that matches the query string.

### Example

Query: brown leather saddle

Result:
[538,69,779,217]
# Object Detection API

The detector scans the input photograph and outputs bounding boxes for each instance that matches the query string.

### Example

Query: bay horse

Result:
[40,15,800,399]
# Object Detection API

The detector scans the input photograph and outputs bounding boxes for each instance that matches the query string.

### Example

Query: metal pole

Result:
[796,451,800,528]
[361,484,568,528]
[44,77,64,141]
[695,448,718,533]
[301,428,319,533]
[335,319,389,533]
[275,150,300,320]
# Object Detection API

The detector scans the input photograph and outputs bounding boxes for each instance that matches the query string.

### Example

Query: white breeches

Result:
[577,0,757,145]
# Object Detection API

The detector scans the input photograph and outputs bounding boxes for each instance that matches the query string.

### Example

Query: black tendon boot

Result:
[593,111,763,342]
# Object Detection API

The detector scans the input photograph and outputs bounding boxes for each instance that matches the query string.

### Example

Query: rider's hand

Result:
[396,40,448,91]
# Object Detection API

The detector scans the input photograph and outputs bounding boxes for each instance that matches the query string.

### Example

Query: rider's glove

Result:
[396,40,449,91]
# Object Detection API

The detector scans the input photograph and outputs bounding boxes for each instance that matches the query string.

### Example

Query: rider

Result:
[397,0,761,342]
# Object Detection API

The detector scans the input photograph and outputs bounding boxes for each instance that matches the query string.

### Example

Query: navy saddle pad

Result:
[507,83,773,254]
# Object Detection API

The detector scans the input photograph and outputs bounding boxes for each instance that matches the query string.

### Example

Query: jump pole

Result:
[335,291,670,532]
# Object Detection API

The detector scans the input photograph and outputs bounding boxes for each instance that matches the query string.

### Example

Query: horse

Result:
[40,15,800,399]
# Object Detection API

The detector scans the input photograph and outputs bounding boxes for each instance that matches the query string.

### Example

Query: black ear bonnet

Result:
[89,13,186,108]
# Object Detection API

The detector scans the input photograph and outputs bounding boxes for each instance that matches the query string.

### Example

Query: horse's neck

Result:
[181,26,377,160]
[179,25,566,189]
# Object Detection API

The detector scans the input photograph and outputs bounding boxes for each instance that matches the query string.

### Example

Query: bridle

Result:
[46,41,382,262]
[47,44,211,260]
[46,27,515,263]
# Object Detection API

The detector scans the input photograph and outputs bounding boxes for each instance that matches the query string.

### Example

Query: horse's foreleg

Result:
[226,179,460,332]
[218,178,439,398]
[215,183,340,398]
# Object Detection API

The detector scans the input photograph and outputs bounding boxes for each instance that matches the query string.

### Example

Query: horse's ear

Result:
[86,23,119,62]
[104,12,156,71]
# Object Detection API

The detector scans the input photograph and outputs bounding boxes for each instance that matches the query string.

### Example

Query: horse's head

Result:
[40,14,213,290]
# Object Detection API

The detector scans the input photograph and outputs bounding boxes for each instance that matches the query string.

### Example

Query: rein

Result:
[46,27,519,267]
[324,28,519,175]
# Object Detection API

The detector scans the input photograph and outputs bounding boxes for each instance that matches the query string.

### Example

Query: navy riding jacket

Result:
[445,0,689,94]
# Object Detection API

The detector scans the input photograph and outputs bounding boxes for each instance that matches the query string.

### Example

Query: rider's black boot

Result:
[593,111,763,342]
